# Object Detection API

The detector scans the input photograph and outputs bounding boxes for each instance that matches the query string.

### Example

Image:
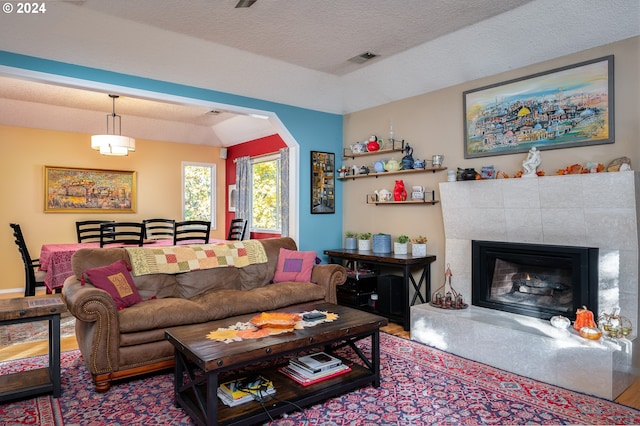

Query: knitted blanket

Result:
[125,240,268,276]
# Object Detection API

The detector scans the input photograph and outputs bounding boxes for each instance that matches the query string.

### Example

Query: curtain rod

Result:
[232,151,279,163]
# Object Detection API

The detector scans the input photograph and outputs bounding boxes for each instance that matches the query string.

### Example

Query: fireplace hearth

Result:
[472,240,598,321]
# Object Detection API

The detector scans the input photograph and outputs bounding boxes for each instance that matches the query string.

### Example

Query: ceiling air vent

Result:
[235,0,257,8]
[348,51,379,64]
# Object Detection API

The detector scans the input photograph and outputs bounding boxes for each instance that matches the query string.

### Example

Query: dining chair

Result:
[143,218,175,240]
[173,220,211,245]
[99,222,145,247]
[227,218,248,241]
[76,220,115,243]
[10,223,51,296]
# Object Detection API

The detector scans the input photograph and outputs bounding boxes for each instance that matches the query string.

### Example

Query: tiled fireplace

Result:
[410,172,639,400]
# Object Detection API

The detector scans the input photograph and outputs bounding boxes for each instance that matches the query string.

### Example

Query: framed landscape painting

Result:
[44,166,136,213]
[463,56,614,158]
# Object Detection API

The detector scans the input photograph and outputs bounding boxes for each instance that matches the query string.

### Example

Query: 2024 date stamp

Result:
[3,2,47,14]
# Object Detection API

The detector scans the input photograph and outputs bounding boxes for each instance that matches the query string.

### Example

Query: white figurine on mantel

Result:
[522,147,541,178]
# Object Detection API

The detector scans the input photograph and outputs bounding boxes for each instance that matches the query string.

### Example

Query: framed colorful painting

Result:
[44,166,136,213]
[463,55,614,158]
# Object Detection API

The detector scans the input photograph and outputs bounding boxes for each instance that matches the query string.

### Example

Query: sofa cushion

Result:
[273,248,316,283]
[82,260,142,310]
[175,267,241,299]
[117,297,210,333]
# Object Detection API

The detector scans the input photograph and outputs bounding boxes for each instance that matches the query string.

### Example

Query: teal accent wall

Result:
[0,50,343,257]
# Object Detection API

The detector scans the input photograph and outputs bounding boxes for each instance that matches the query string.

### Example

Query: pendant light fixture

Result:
[91,94,136,156]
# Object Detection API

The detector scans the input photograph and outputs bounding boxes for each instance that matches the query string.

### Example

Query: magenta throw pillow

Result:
[82,259,142,310]
[273,248,317,283]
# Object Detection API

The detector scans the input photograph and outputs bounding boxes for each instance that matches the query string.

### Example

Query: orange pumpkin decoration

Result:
[574,306,597,331]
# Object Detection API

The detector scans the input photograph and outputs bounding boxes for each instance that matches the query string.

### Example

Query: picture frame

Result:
[463,55,614,159]
[228,184,237,212]
[44,166,136,213]
[310,151,335,214]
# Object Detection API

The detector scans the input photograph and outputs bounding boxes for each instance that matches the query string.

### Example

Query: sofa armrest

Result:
[310,264,347,304]
[62,276,120,375]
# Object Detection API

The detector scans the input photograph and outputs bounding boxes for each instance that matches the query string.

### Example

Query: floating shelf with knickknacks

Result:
[338,136,447,181]
[366,189,438,205]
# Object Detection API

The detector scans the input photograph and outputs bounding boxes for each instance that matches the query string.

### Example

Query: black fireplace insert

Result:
[472,240,598,321]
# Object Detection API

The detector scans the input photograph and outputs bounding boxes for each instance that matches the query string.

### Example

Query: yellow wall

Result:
[343,36,639,281]
[1,126,226,292]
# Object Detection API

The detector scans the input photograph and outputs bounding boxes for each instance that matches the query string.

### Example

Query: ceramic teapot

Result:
[413,158,425,169]
[401,144,414,170]
[385,158,402,171]
[373,160,386,173]
[366,135,380,152]
[375,189,392,202]
[350,141,365,154]
[359,165,370,175]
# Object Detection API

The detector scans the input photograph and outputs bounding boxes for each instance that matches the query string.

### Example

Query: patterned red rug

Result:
[1,332,639,425]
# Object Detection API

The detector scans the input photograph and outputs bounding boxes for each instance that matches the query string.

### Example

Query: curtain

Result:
[279,147,290,237]
[235,156,252,239]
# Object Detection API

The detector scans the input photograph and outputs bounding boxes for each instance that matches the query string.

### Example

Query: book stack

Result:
[217,376,275,407]
[279,351,351,386]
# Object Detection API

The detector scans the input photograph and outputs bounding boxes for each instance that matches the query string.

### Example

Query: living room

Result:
[1,1,639,422]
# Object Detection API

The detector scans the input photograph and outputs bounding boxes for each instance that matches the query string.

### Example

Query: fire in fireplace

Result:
[472,240,599,321]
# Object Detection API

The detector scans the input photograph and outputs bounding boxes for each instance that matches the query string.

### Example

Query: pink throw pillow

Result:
[273,248,316,283]
[82,259,142,310]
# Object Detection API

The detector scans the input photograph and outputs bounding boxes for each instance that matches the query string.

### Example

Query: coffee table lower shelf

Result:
[177,362,375,425]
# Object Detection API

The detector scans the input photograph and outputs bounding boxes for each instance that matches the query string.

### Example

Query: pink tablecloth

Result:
[39,239,222,291]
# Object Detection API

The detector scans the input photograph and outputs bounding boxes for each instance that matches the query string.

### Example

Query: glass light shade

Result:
[91,134,136,156]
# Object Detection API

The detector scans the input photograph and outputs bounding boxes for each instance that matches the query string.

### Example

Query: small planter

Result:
[372,234,391,253]
[358,239,371,251]
[394,242,408,255]
[412,243,427,257]
[344,237,357,250]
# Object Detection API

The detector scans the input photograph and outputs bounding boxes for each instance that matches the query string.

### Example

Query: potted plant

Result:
[394,235,410,255]
[372,233,391,253]
[344,231,357,250]
[412,235,428,257]
[357,232,372,251]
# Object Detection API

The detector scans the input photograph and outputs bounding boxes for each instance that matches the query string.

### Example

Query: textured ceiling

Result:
[0,0,638,146]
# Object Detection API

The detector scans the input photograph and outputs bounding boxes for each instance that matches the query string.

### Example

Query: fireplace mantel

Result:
[411,171,639,400]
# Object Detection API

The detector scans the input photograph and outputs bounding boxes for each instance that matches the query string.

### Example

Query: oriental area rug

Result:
[1,333,639,425]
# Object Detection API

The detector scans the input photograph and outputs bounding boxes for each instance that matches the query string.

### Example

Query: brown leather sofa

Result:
[62,237,346,392]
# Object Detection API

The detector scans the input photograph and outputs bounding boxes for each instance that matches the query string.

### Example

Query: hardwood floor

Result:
[1,291,637,409]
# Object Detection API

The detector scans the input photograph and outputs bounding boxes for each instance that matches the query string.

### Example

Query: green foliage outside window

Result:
[184,165,213,221]
[252,159,280,231]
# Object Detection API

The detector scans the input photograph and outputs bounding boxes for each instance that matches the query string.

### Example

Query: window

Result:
[251,156,281,232]
[182,162,216,225]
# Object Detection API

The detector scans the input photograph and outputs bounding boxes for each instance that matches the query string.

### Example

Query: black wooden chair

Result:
[10,223,51,296]
[99,222,145,247]
[173,220,211,245]
[76,220,115,243]
[227,218,248,241]
[143,218,175,240]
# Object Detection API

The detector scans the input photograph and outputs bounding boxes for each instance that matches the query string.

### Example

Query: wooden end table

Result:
[0,295,66,402]
[165,302,388,426]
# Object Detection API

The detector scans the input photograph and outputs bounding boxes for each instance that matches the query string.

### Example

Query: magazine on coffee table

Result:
[289,351,343,374]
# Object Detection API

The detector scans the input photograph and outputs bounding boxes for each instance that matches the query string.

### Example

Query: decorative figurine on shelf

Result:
[393,180,407,201]
[522,146,541,177]
[401,143,414,170]
[430,263,467,309]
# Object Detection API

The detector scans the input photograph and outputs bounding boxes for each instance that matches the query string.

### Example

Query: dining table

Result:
[39,238,222,292]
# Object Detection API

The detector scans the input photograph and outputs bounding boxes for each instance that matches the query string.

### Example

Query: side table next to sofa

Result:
[0,294,66,402]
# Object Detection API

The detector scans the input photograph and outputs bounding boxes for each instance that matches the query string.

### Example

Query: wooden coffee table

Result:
[165,302,388,426]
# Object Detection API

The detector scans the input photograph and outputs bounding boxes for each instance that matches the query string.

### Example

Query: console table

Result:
[324,249,436,330]
[0,295,66,402]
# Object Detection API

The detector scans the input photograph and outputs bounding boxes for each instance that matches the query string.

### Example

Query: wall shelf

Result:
[338,166,447,180]
[366,190,439,205]
[343,139,405,159]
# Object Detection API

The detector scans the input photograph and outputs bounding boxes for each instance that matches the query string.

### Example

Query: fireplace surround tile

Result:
[414,172,639,400]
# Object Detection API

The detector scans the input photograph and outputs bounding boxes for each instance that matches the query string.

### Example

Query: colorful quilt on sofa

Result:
[125,240,268,276]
